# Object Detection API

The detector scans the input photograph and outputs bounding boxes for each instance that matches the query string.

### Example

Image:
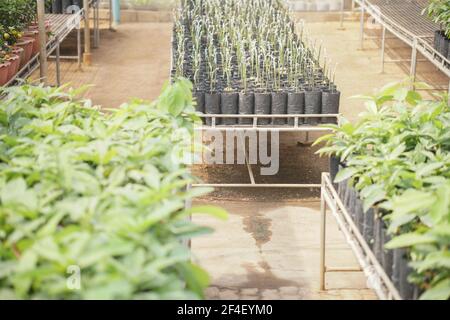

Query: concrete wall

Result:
[99,0,353,11]
[287,0,353,11]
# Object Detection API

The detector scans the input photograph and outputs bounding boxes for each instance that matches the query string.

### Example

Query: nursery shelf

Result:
[320,172,402,300]
[354,0,450,79]
[4,0,101,88]
[197,114,340,132]
[191,114,338,189]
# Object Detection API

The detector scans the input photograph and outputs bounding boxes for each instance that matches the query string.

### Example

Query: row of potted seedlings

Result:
[171,0,341,126]
[319,82,450,300]
[333,177,419,299]
[0,0,52,86]
[423,0,450,62]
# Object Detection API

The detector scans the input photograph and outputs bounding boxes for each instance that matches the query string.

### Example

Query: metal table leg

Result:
[381,26,386,73]
[360,0,365,50]
[77,27,82,69]
[410,38,418,86]
[56,36,61,86]
[339,0,345,30]
[319,182,327,291]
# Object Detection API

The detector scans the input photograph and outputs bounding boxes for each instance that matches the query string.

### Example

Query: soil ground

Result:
[35,14,449,300]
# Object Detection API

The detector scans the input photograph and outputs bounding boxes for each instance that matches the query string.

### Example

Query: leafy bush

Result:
[0,79,226,299]
[423,0,450,38]
[316,81,450,300]
[0,0,36,30]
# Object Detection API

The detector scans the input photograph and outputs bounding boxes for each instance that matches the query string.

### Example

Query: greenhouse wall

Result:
[98,0,352,11]
[99,0,176,10]
[287,0,352,11]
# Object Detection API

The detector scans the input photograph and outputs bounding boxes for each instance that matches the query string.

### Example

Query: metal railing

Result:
[320,172,402,300]
[353,0,450,83]
[4,0,101,88]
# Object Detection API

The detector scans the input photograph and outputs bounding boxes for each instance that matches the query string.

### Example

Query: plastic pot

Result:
[305,90,322,125]
[447,41,450,61]
[354,193,365,233]
[205,93,220,126]
[363,208,375,249]
[287,92,305,125]
[329,156,340,186]
[255,93,271,125]
[434,30,441,52]
[0,62,11,86]
[373,216,384,264]
[271,92,287,125]
[322,91,340,123]
[239,93,254,125]
[438,33,449,58]
[342,181,351,217]
[337,176,346,201]
[193,90,205,115]
[221,92,239,125]
[392,248,415,300]
[381,222,393,279]
[346,185,355,219]
[52,0,63,14]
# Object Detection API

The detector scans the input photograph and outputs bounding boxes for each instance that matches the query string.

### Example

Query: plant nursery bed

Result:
[171,0,341,126]
[319,82,450,300]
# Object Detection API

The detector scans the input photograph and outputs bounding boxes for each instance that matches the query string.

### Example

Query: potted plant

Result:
[238,47,254,125]
[205,42,220,126]
[317,82,450,299]
[271,55,287,125]
[4,53,20,82]
[321,63,340,124]
[423,0,450,60]
[304,60,322,125]
[287,44,305,126]
[0,57,11,86]
[254,48,271,125]
[220,43,238,125]
[191,19,205,115]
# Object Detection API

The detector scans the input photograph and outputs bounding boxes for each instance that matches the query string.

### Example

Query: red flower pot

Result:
[5,55,20,81]
[16,38,35,66]
[12,47,25,70]
[23,30,40,56]
[0,61,12,86]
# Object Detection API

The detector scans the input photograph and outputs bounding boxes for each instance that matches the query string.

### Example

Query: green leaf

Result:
[334,167,358,183]
[420,279,450,300]
[178,263,210,298]
[385,233,435,249]
[185,205,228,220]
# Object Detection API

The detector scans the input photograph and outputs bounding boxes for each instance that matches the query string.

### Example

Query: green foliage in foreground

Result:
[316,81,450,300]
[0,79,227,299]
